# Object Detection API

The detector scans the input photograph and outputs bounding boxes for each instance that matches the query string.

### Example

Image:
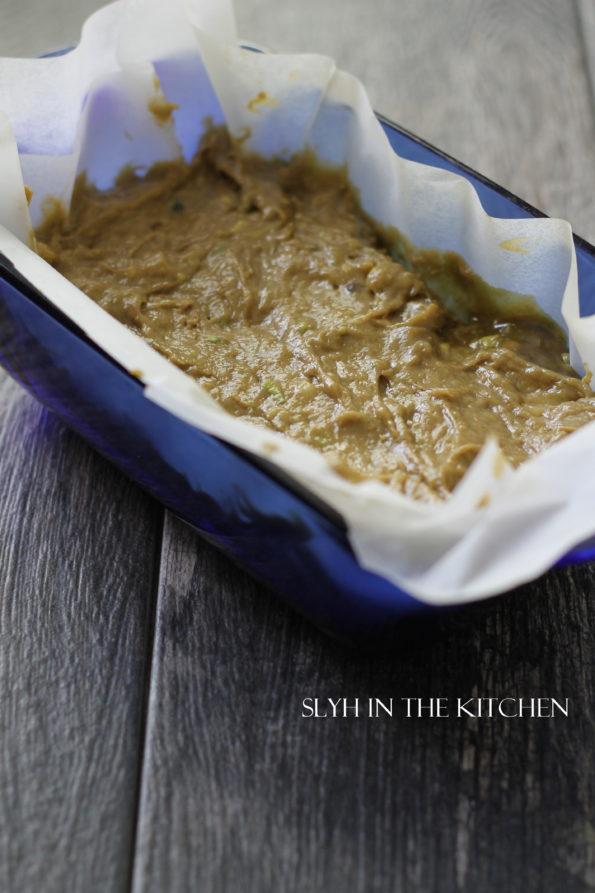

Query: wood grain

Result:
[0,376,162,893]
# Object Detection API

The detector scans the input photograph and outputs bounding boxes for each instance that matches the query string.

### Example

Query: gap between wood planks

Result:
[126,508,165,893]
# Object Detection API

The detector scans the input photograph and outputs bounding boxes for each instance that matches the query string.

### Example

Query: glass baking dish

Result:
[1,106,594,644]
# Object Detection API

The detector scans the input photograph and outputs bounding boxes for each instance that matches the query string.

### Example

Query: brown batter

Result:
[35,128,595,501]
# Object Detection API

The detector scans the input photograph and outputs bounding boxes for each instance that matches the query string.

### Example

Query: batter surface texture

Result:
[36,129,595,500]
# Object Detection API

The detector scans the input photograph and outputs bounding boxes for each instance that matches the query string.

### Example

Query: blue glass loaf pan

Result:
[1,113,595,645]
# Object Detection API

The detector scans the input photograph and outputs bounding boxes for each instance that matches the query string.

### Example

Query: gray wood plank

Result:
[133,1,595,891]
[0,375,162,893]
[0,0,107,58]
[577,0,595,117]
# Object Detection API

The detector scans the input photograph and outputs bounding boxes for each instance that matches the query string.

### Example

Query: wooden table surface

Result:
[1,1,595,891]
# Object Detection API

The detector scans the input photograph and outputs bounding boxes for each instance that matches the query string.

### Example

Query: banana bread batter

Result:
[36,129,595,501]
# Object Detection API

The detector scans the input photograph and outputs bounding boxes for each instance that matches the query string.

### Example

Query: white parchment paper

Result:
[0,0,594,605]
